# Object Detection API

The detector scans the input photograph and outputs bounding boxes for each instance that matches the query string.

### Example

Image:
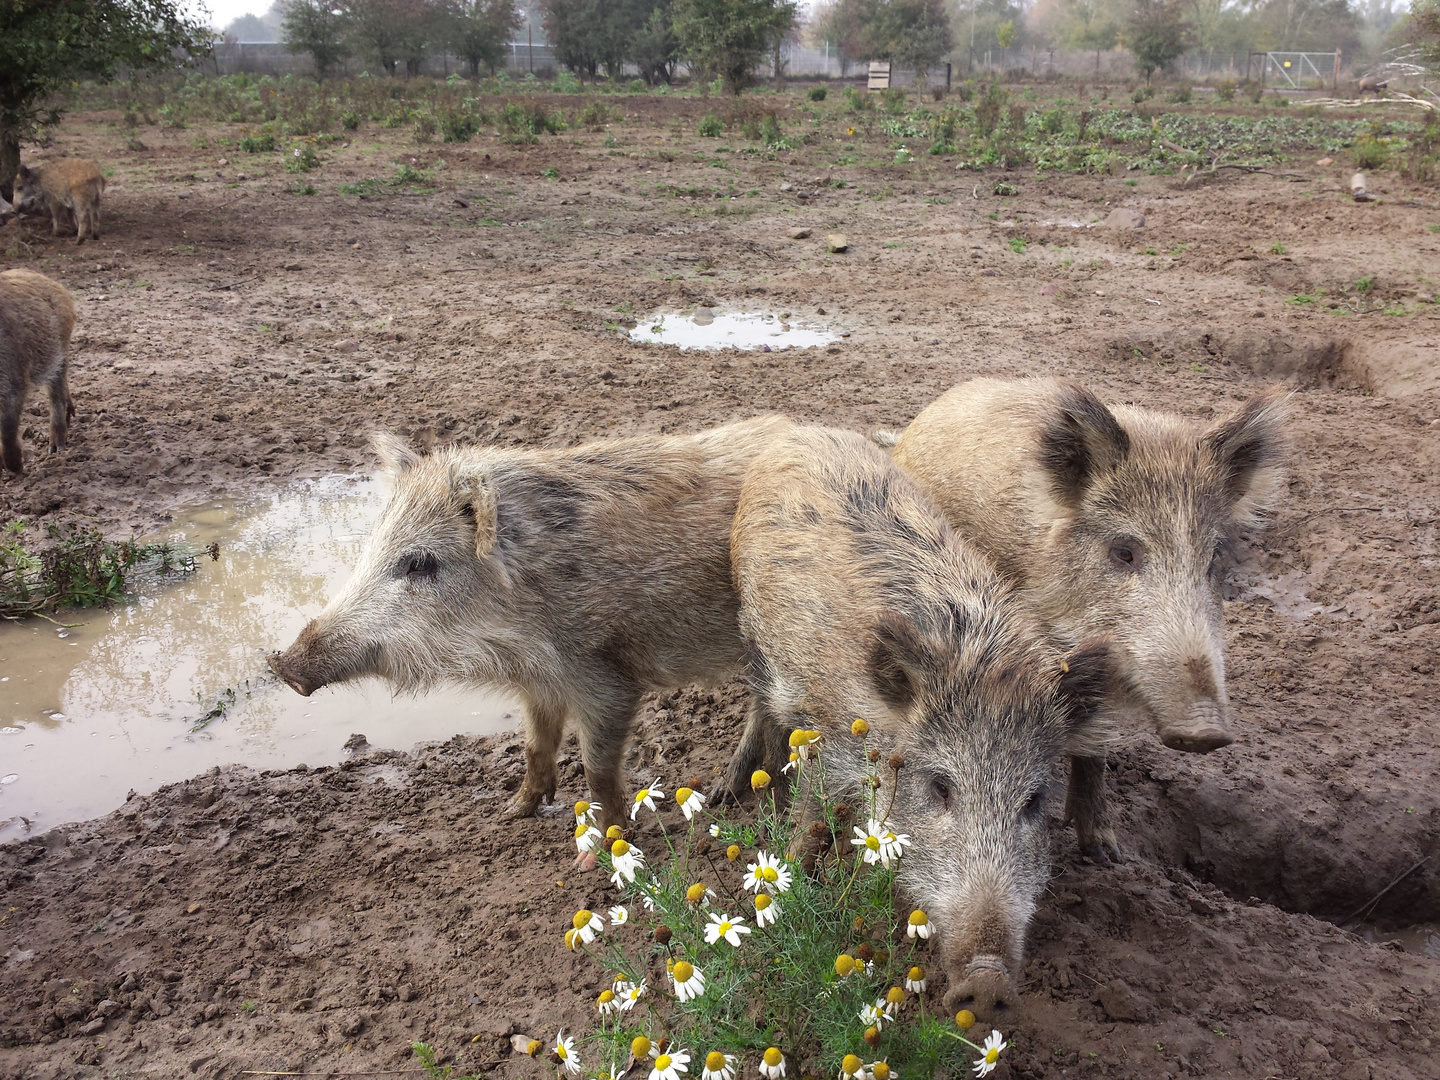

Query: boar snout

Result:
[944,955,1017,1019]
[1160,696,1234,753]
[267,651,320,697]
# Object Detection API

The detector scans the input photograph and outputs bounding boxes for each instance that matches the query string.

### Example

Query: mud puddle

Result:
[1356,922,1440,958]
[0,476,518,842]
[629,309,837,350]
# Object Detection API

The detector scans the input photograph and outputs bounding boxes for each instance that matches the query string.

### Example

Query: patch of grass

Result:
[1143,246,1159,256]
[807,86,827,102]
[0,520,213,619]
[238,131,275,153]
[1268,241,1287,255]
[1008,236,1028,253]
[699,113,723,138]
[1287,291,1319,305]
[542,166,559,181]
[1169,243,1187,255]
[1353,274,1376,294]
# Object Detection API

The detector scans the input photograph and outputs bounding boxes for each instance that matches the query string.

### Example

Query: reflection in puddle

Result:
[629,309,838,351]
[0,476,519,842]
[1354,922,1440,958]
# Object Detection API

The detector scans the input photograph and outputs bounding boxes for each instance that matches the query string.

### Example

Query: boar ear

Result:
[1202,387,1291,527]
[453,468,500,560]
[1037,383,1130,509]
[1056,637,1117,755]
[372,432,421,476]
[868,614,931,712]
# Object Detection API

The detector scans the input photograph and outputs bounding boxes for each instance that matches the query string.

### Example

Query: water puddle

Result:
[1354,922,1440,959]
[629,309,837,351]
[0,476,519,843]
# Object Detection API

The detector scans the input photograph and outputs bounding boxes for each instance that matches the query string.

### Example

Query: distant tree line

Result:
[281,0,798,91]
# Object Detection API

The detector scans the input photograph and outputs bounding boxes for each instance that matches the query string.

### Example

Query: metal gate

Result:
[1247,51,1341,90]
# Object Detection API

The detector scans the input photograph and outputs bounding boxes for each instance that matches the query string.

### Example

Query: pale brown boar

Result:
[731,424,1114,1017]
[13,159,106,243]
[0,269,78,474]
[268,417,790,836]
[888,378,1289,860]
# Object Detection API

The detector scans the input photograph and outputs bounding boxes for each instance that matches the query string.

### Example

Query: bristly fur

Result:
[892,376,1290,860]
[728,424,1113,1015]
[13,159,106,244]
[270,416,791,835]
[0,269,77,474]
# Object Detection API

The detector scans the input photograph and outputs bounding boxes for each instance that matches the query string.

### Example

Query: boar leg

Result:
[47,363,70,452]
[715,696,790,805]
[505,695,568,820]
[1063,754,1122,863]
[0,402,23,474]
[575,687,642,837]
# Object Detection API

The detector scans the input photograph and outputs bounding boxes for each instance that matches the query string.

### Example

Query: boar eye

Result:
[1022,789,1045,821]
[402,553,438,578]
[929,777,952,808]
[1108,540,1141,571]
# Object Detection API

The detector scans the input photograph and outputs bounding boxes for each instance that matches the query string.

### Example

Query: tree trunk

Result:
[0,118,19,204]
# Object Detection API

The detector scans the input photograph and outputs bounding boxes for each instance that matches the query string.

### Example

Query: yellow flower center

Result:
[908,909,927,926]
[631,1036,651,1058]
[841,1055,862,1076]
[527,1040,541,1056]
[985,1049,999,1064]
[762,866,778,883]
[575,800,590,816]
[634,788,650,803]
[865,836,880,851]
[755,894,772,911]
[834,953,855,976]
[564,929,577,948]
[673,961,694,983]
[763,1048,782,1067]
[873,1065,890,1080]
[575,824,589,838]
[676,786,694,804]
[611,839,630,856]
[655,1055,672,1070]
[557,1045,568,1060]
[908,966,924,981]
[726,844,740,861]
[705,1052,727,1071]
[955,1009,976,1030]
[851,718,870,737]
[687,882,707,903]
[572,910,593,929]
[887,986,906,1005]
[598,989,614,1004]
[717,921,732,935]
[751,769,771,790]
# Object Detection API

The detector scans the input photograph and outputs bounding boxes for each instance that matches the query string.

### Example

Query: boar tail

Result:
[869,428,901,449]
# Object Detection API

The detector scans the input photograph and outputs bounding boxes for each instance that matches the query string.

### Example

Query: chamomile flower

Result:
[609,905,629,926]
[758,1047,786,1079]
[675,786,706,820]
[904,966,926,994]
[553,1031,581,1076]
[753,892,778,927]
[906,910,931,939]
[701,1051,736,1080]
[596,987,620,1015]
[838,1055,870,1080]
[857,1000,887,1030]
[670,959,706,1001]
[851,819,911,869]
[972,1031,1007,1077]
[709,823,722,838]
[649,1048,691,1080]
[615,978,646,1011]
[575,823,603,853]
[744,851,792,894]
[631,779,664,820]
[608,839,645,885]
[788,728,821,760]
[782,752,800,775]
[569,909,604,946]
[869,1062,894,1080]
[574,800,600,826]
[883,986,907,1017]
[703,911,751,947]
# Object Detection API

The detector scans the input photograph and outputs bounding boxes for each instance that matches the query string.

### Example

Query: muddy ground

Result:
[1,90,1438,1078]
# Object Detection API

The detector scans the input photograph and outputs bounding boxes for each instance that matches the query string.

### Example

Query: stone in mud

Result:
[1097,978,1147,1022]
[693,308,715,325]
[1101,208,1145,230]
[825,233,848,253]
[1350,173,1371,202]
[787,227,812,239]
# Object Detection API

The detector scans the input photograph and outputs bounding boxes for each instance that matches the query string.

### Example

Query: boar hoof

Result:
[504,790,547,819]
[944,958,1016,1018]
[1079,829,1124,864]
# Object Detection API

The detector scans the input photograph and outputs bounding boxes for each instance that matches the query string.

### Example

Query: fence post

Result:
[1333,49,1340,92]
[946,62,952,90]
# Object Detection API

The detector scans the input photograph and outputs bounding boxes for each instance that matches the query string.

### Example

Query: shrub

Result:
[554,70,581,94]
[413,113,437,143]
[928,106,959,154]
[1214,79,1236,103]
[880,87,908,114]
[440,109,481,143]
[931,86,944,102]
[843,85,874,111]
[282,141,318,172]
[807,85,827,102]
[628,78,648,93]
[1247,81,1264,104]
[562,736,1010,1080]
[1038,107,1065,134]
[699,113,724,138]
[1352,132,1389,170]
[580,100,614,132]
[973,83,1006,137]
[1167,82,1192,104]
[500,99,562,143]
[340,110,362,130]
[954,80,974,103]
[238,131,275,153]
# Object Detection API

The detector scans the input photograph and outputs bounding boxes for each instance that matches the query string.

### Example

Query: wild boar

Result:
[1357,75,1388,97]
[731,424,1114,1017]
[268,417,790,836]
[12,159,106,244]
[887,378,1290,860]
[0,269,78,473]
